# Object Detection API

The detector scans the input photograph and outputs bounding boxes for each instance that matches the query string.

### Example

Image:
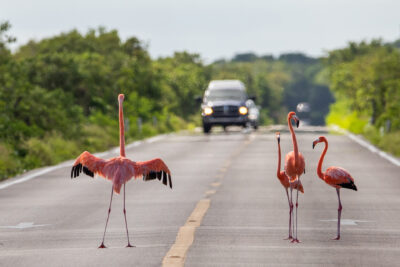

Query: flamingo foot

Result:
[126,243,135,248]
[98,243,107,248]
[332,236,340,240]
[291,238,301,243]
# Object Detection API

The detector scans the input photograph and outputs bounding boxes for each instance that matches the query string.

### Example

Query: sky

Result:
[2,0,400,61]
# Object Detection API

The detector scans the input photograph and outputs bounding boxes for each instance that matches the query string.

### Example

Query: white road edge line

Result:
[330,125,400,167]
[0,163,70,190]
[0,134,169,191]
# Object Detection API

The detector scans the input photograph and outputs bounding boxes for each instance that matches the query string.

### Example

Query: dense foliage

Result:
[325,40,400,156]
[2,21,397,180]
[0,22,210,179]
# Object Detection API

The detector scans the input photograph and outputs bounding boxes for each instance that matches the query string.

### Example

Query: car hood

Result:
[204,100,245,107]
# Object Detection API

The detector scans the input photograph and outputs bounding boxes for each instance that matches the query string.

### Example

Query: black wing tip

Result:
[71,163,82,179]
[143,171,157,181]
[144,171,172,189]
[162,172,168,186]
[83,166,94,177]
[71,163,94,178]
[338,182,358,191]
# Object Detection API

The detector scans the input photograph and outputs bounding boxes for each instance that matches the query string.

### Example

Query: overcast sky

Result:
[2,0,399,61]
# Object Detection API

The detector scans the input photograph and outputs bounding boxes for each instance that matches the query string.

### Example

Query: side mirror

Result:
[194,95,203,105]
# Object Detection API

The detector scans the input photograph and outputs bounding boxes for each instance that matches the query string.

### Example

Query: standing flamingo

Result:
[312,136,357,240]
[275,132,304,240]
[284,111,305,243]
[71,94,172,248]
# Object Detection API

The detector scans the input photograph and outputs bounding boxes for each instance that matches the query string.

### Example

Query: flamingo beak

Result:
[275,132,280,144]
[312,140,318,149]
[293,115,300,128]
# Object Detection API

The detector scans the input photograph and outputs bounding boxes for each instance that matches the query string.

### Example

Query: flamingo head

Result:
[118,94,125,103]
[275,132,280,144]
[312,136,327,149]
[288,111,300,128]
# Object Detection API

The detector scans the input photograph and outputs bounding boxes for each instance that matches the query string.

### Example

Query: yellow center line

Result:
[162,133,256,267]
[214,173,224,179]
[204,190,216,196]
[210,182,221,187]
[162,199,210,267]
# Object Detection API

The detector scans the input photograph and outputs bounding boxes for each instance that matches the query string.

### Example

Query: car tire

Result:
[253,124,258,130]
[203,123,211,133]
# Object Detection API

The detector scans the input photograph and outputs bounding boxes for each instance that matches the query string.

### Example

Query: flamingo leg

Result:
[291,187,294,240]
[294,189,300,243]
[99,186,114,248]
[123,184,135,247]
[284,188,293,240]
[333,188,342,240]
[292,177,300,243]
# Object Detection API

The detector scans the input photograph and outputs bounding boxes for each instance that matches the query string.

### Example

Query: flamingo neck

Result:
[288,116,299,165]
[119,99,126,157]
[317,139,328,180]
[277,140,282,178]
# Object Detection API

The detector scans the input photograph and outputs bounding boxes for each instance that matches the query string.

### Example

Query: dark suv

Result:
[201,80,259,133]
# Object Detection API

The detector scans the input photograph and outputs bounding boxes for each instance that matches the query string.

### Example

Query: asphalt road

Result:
[0,126,399,266]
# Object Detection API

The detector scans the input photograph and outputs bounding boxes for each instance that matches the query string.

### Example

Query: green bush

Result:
[23,137,54,169]
[378,131,400,157]
[0,143,20,180]
[81,124,118,152]
[326,101,368,134]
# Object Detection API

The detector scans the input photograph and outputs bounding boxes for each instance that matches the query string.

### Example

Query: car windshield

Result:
[205,89,246,101]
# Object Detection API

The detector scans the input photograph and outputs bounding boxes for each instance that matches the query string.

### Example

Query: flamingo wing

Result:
[135,158,172,189]
[71,151,106,179]
[325,167,357,191]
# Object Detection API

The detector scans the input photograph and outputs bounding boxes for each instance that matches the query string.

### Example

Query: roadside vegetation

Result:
[325,40,400,156]
[0,22,209,180]
[0,21,399,180]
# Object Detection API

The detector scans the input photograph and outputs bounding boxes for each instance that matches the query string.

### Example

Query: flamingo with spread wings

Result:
[71,94,172,248]
[275,132,304,240]
[313,136,357,240]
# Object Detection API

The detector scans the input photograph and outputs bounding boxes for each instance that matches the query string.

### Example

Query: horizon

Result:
[6,26,398,62]
[2,0,400,61]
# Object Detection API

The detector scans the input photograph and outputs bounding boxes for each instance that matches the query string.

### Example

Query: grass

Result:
[0,115,195,182]
[327,102,400,157]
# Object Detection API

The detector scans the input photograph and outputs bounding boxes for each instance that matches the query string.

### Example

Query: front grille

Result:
[212,105,239,117]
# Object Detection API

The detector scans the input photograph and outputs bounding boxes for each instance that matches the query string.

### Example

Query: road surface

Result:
[0,126,399,266]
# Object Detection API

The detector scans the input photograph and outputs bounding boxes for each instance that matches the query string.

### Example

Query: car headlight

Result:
[239,106,248,115]
[203,106,213,115]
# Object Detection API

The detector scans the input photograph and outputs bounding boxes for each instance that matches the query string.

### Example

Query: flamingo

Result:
[275,132,304,240]
[284,111,305,243]
[70,94,172,248]
[312,136,357,240]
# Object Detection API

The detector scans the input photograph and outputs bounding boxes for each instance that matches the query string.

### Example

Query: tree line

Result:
[325,39,400,156]
[0,22,211,179]
[1,21,399,179]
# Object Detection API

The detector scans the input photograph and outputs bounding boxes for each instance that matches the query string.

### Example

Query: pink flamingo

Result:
[71,94,172,248]
[275,132,304,240]
[313,136,357,240]
[284,111,305,243]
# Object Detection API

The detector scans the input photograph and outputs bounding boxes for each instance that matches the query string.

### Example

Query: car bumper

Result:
[202,116,248,125]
